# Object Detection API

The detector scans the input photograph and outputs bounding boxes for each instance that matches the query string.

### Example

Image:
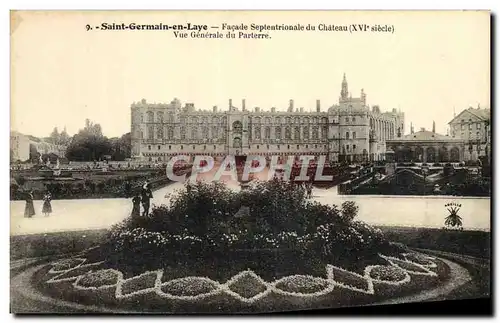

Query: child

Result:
[42,192,52,217]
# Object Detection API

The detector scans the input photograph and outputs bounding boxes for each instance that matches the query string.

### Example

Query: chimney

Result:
[255,107,260,113]
[289,99,294,112]
[316,100,320,112]
[213,106,218,113]
[421,127,425,132]
[229,99,233,109]
[432,121,436,133]
[271,107,276,113]
[242,99,246,111]
[300,107,304,113]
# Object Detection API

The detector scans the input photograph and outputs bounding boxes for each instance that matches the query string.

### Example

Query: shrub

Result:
[107,180,397,270]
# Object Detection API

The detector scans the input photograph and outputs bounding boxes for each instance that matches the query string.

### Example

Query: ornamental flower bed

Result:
[101,180,396,276]
[33,180,452,312]
[37,252,449,312]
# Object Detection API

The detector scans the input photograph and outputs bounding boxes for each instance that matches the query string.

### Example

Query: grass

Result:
[377,226,491,259]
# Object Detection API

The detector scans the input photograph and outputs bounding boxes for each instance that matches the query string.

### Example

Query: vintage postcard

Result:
[10,10,491,314]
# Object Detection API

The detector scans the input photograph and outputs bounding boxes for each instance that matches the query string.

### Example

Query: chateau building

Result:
[130,75,405,162]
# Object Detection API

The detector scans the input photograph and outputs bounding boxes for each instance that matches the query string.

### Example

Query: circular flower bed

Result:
[35,180,452,312]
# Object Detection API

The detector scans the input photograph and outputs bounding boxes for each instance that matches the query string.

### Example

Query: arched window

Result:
[254,127,261,139]
[179,116,186,124]
[285,127,291,139]
[265,126,271,139]
[322,126,328,139]
[265,117,271,124]
[346,132,350,139]
[312,126,319,139]
[212,126,218,138]
[202,126,209,138]
[212,116,219,123]
[232,121,243,133]
[167,127,174,139]
[148,125,154,139]
[233,137,242,148]
[275,126,282,139]
[294,117,300,124]
[180,127,186,140]
[303,126,310,139]
[157,127,164,139]
[294,126,300,140]
[191,116,198,124]
[191,127,198,139]
[147,111,154,123]
[157,111,164,123]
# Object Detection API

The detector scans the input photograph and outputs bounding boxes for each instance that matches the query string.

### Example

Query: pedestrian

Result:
[141,182,153,217]
[307,184,313,198]
[42,191,52,217]
[131,192,141,218]
[24,190,35,218]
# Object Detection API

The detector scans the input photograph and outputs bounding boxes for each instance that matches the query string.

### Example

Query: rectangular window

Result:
[346,144,350,151]
[469,124,472,130]
[345,117,349,123]
[346,132,350,139]
[353,132,356,139]
[461,125,465,130]
[277,145,280,149]
[158,145,161,150]
[353,144,357,151]
[477,123,481,129]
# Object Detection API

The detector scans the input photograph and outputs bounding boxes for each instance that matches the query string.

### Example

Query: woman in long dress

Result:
[42,192,52,217]
[131,193,141,218]
[24,190,35,218]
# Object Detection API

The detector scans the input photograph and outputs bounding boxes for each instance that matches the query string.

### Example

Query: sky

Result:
[10,10,490,138]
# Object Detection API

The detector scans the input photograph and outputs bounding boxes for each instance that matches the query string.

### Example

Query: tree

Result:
[50,127,60,145]
[110,133,132,161]
[59,127,70,146]
[65,120,111,161]
[29,143,41,163]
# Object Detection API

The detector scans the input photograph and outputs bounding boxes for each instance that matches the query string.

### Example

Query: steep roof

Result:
[392,130,462,142]
[448,107,491,124]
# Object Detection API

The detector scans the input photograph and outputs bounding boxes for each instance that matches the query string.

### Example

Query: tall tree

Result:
[65,120,111,161]
[50,127,60,145]
[59,126,70,146]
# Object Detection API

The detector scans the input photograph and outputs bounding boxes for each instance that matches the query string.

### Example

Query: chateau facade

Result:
[130,75,405,162]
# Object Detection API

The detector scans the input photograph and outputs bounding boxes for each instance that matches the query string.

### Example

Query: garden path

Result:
[10,182,490,236]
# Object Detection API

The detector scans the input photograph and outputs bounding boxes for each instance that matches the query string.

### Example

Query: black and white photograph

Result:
[9,10,491,314]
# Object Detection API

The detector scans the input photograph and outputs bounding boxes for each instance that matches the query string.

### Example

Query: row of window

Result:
[146,144,329,151]
[460,123,482,130]
[139,113,332,125]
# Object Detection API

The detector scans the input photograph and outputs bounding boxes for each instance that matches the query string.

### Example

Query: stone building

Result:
[130,75,404,162]
[10,131,30,162]
[448,105,490,161]
[385,123,466,163]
